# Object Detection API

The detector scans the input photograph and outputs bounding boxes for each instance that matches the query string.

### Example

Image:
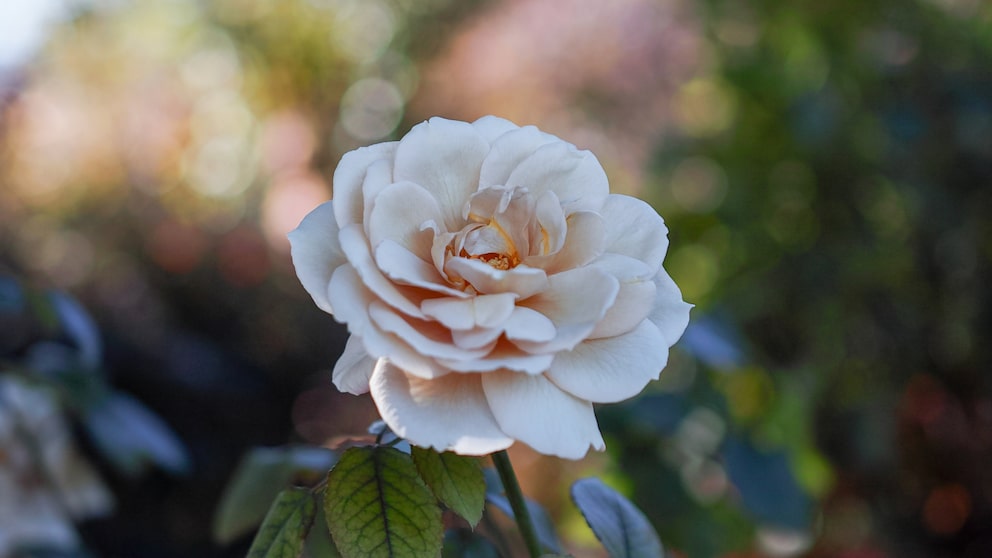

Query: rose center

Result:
[458,220,520,270]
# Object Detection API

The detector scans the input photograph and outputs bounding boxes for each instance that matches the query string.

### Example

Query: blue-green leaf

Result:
[571,478,664,558]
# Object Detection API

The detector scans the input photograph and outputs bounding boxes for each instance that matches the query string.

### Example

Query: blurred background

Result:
[1,0,991,556]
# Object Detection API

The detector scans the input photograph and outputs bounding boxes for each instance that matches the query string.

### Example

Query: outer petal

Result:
[481,371,605,459]
[393,117,490,231]
[506,142,609,212]
[368,181,444,260]
[478,126,561,189]
[471,115,520,144]
[546,320,668,403]
[587,253,657,339]
[600,194,670,274]
[288,201,346,314]
[515,266,619,353]
[648,270,693,347]
[327,265,375,335]
[371,361,513,455]
[332,335,376,394]
[332,141,398,228]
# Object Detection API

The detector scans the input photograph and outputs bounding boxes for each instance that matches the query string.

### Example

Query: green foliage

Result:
[324,446,443,558]
[213,446,336,543]
[411,447,486,527]
[246,488,317,558]
[571,478,664,558]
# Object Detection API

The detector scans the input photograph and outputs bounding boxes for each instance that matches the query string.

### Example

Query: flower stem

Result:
[492,450,542,558]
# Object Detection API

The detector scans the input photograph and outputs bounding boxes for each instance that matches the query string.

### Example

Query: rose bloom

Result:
[290,117,691,459]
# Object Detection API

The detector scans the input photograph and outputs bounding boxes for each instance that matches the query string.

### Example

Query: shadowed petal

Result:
[371,361,513,455]
[648,270,693,347]
[288,201,346,314]
[588,253,657,339]
[482,371,604,459]
[547,320,668,403]
[332,335,376,395]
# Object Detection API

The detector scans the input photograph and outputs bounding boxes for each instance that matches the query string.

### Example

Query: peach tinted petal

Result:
[546,320,668,403]
[288,201,346,314]
[371,361,513,455]
[482,370,604,459]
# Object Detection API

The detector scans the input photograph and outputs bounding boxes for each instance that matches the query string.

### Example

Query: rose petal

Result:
[393,117,490,231]
[361,322,450,379]
[368,181,444,260]
[332,335,376,394]
[523,210,606,274]
[504,306,556,344]
[327,265,375,335]
[360,159,395,225]
[505,141,609,213]
[332,141,398,228]
[339,224,425,318]
[441,341,554,375]
[421,293,517,331]
[375,240,469,298]
[600,194,670,274]
[588,253,657,339]
[472,115,520,144]
[478,125,560,190]
[451,327,503,350]
[481,370,605,459]
[546,319,668,403]
[368,300,491,361]
[648,269,693,347]
[288,201,346,314]
[515,266,619,353]
[444,258,549,298]
[371,361,513,455]
[531,190,567,256]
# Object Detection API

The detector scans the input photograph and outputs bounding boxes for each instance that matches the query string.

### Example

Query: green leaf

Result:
[246,488,317,558]
[570,478,664,558]
[213,446,337,544]
[325,446,443,558]
[411,447,485,527]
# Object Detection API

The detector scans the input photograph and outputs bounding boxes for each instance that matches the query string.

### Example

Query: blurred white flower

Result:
[290,116,690,459]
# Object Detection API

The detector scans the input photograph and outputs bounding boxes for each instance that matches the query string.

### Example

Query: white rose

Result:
[289,116,691,459]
